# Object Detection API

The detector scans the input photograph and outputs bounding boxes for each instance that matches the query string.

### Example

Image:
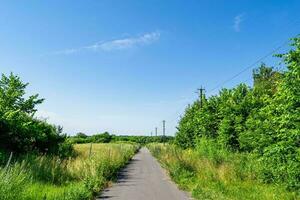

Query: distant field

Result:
[0,143,139,200]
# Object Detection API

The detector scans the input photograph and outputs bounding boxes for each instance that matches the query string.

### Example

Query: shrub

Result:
[174,36,300,191]
[0,73,72,156]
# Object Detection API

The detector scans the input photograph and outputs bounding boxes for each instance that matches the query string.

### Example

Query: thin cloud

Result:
[233,14,245,32]
[52,31,160,55]
[53,48,81,55]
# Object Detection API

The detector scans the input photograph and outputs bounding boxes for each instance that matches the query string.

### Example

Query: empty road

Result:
[97,147,191,200]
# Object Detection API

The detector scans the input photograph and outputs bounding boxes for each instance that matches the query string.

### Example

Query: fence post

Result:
[108,148,111,159]
[89,143,93,158]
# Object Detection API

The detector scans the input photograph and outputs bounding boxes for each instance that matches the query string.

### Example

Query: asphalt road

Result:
[97,147,191,200]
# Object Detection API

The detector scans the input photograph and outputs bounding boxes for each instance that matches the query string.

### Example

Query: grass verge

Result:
[147,143,299,200]
[0,143,139,200]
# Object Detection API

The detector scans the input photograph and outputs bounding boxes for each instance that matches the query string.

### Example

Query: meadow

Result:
[148,143,299,200]
[0,143,139,200]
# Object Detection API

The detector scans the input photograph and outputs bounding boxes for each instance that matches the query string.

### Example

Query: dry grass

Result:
[148,143,299,200]
[0,143,139,200]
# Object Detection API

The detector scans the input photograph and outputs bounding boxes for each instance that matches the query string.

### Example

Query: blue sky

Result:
[0,0,299,135]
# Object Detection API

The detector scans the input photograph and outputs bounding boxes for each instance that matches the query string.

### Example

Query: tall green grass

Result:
[148,141,299,200]
[0,143,139,200]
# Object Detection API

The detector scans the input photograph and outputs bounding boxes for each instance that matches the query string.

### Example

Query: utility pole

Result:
[196,86,205,108]
[162,120,166,144]
[155,127,158,137]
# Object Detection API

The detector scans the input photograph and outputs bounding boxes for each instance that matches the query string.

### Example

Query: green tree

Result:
[258,38,300,189]
[0,73,44,115]
[175,103,200,148]
[173,36,300,190]
[76,132,88,138]
[217,84,251,151]
[239,64,282,152]
[0,73,70,155]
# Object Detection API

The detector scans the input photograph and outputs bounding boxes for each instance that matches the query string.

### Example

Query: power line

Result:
[153,19,300,136]
[162,35,297,133]
[207,39,290,94]
[156,39,292,136]
[207,19,300,94]
[155,39,290,136]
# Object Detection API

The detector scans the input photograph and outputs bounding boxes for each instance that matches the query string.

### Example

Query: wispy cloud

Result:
[233,14,245,32]
[52,31,160,55]
[53,48,81,55]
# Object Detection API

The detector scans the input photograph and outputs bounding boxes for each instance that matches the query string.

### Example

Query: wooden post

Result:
[89,143,93,158]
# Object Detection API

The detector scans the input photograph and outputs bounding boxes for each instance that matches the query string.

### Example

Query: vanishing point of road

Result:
[97,147,191,200]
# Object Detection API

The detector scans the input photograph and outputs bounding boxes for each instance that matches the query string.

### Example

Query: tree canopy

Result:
[174,36,300,190]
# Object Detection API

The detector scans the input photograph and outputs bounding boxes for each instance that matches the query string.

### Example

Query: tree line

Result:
[69,132,173,145]
[174,37,300,190]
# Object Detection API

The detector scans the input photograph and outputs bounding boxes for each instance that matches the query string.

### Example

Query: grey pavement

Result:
[97,147,191,200]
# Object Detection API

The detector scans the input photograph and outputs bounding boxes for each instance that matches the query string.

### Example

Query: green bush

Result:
[174,36,300,191]
[0,73,72,157]
[195,138,229,165]
[69,133,174,145]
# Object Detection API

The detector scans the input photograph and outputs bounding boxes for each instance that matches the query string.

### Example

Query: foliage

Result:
[75,132,88,138]
[258,37,300,189]
[174,36,300,191]
[0,73,72,156]
[69,132,173,145]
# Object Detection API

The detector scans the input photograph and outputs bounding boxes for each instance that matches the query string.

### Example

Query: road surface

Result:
[97,147,191,200]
